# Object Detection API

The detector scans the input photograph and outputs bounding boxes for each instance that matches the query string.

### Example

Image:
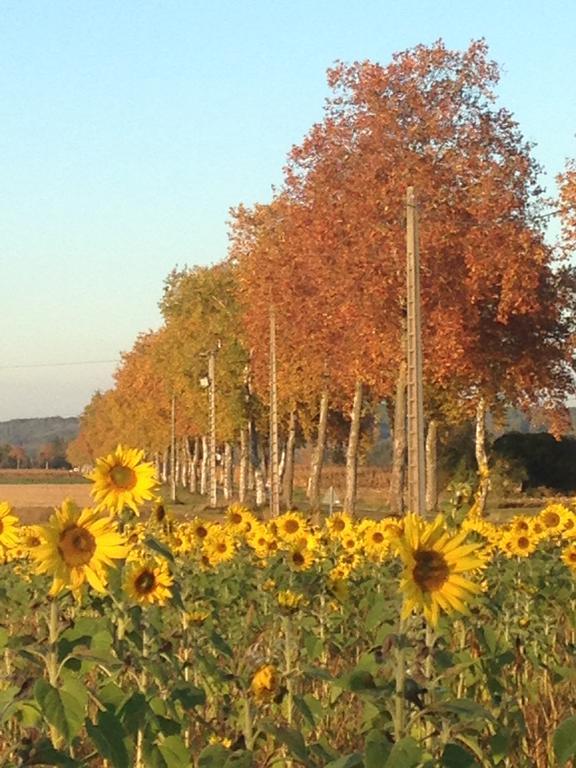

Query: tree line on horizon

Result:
[67,40,576,514]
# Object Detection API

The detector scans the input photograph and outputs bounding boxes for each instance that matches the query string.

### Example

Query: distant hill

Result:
[0,417,80,457]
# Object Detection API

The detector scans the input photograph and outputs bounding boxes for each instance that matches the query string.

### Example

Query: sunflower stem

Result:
[47,598,59,686]
[46,597,62,749]
[283,614,294,727]
[242,696,254,751]
[394,615,406,741]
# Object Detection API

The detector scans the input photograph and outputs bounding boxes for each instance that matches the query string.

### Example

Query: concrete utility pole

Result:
[406,187,426,516]
[269,305,280,517]
[170,390,176,502]
[208,349,218,509]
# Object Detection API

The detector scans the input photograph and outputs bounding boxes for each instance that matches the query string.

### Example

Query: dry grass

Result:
[1,484,93,523]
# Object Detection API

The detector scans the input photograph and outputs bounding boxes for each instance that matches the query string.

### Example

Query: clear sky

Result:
[1,0,575,421]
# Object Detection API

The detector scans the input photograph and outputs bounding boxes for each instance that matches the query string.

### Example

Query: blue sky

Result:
[1,0,575,420]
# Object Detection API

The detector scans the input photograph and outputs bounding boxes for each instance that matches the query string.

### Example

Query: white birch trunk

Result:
[200,435,209,496]
[425,419,438,515]
[307,391,329,509]
[390,361,407,516]
[223,442,233,501]
[283,408,297,510]
[239,427,249,503]
[344,380,363,516]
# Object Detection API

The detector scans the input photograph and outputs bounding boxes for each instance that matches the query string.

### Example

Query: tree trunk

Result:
[255,450,266,509]
[223,442,233,501]
[307,391,329,509]
[239,427,249,503]
[390,361,407,516]
[425,419,438,516]
[344,380,363,516]
[189,437,199,494]
[283,408,297,510]
[474,397,490,517]
[200,435,209,496]
[161,448,169,484]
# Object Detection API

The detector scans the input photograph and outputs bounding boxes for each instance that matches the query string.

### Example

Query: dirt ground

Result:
[1,484,94,523]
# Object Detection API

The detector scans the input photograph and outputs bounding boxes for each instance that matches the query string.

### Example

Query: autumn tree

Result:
[233,39,576,514]
[8,445,27,470]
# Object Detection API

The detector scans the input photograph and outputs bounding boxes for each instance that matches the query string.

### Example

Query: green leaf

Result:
[209,630,234,658]
[365,730,392,768]
[119,691,148,734]
[384,736,422,768]
[157,734,192,767]
[324,754,363,768]
[437,698,496,723]
[294,694,320,728]
[85,710,129,768]
[171,683,206,710]
[224,751,254,767]
[554,716,576,765]
[144,536,175,562]
[264,724,311,764]
[19,739,81,767]
[198,745,231,767]
[34,679,85,744]
[442,743,480,767]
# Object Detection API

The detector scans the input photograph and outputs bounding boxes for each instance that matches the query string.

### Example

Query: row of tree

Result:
[68,40,576,514]
[0,441,70,470]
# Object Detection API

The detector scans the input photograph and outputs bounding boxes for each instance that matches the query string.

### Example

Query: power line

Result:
[0,359,119,371]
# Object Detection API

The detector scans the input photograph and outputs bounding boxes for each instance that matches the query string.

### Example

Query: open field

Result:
[0,484,93,523]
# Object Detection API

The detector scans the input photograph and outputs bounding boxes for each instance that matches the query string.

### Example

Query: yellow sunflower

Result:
[363,522,390,561]
[509,515,531,535]
[560,510,576,540]
[277,590,306,611]
[88,445,158,515]
[0,502,20,551]
[537,504,570,538]
[285,546,315,572]
[124,558,173,606]
[276,511,308,542]
[189,517,213,544]
[202,528,236,566]
[561,542,576,571]
[397,514,485,628]
[505,530,538,557]
[30,499,128,597]
[251,665,279,703]
[325,512,353,539]
[225,503,256,536]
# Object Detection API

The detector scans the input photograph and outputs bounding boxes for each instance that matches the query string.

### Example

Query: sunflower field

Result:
[0,447,576,767]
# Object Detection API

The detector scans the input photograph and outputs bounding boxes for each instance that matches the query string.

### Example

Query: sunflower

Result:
[285,546,315,572]
[537,504,570,537]
[276,511,308,542]
[247,525,278,559]
[124,558,173,605]
[225,503,256,535]
[397,514,485,628]
[0,502,20,551]
[251,665,279,703]
[363,522,390,561]
[509,515,531,534]
[277,590,306,611]
[30,499,128,597]
[505,530,538,557]
[325,512,353,539]
[561,542,576,571]
[560,510,576,540]
[189,517,213,544]
[202,528,236,566]
[88,445,158,515]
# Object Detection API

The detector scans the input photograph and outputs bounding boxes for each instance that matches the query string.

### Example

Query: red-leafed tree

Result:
[232,40,576,513]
